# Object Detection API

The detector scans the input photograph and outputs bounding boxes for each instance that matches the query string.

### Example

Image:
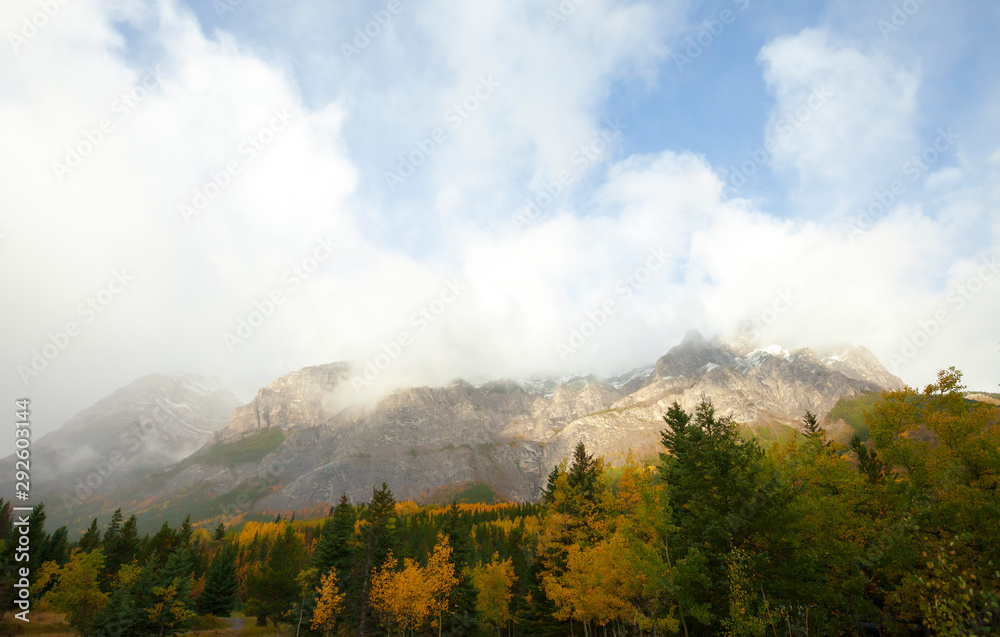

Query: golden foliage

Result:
[311,568,346,636]
[470,553,516,632]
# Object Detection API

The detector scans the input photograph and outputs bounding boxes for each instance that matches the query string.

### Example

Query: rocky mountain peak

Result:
[218,362,351,441]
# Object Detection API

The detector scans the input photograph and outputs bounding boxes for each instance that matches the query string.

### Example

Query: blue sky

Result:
[1,0,999,447]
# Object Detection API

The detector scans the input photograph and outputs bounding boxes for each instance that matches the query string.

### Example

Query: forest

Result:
[1,367,997,636]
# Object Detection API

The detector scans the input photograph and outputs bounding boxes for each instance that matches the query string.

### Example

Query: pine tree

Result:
[540,465,564,504]
[245,524,307,627]
[79,519,102,552]
[43,526,70,566]
[358,483,396,636]
[160,544,195,608]
[212,522,226,541]
[27,504,48,580]
[850,434,886,484]
[145,521,177,566]
[103,509,124,550]
[196,543,239,617]
[659,399,776,633]
[313,494,356,576]
[176,515,193,547]
[567,442,599,501]
[105,514,139,575]
[802,410,822,436]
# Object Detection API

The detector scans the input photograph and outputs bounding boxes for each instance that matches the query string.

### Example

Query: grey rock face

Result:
[0,373,241,496]
[36,333,905,525]
[181,332,902,513]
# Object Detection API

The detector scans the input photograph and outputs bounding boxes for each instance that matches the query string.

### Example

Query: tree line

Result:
[0,367,997,636]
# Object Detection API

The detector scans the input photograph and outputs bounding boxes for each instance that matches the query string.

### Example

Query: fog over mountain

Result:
[12,330,914,532]
[2,0,999,456]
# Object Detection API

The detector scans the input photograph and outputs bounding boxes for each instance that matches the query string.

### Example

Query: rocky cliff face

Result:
[217,363,351,440]
[150,332,902,518]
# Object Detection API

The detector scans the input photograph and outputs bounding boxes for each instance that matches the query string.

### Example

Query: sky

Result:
[2,0,999,452]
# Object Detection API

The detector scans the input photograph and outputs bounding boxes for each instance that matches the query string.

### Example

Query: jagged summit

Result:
[23,334,906,530]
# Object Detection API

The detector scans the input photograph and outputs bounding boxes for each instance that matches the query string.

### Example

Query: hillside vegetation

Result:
[4,368,998,636]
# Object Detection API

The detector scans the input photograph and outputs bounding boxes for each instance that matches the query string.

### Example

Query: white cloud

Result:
[759,28,920,215]
[1,2,998,457]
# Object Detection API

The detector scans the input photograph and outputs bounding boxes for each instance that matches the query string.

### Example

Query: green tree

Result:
[245,524,307,627]
[357,483,396,636]
[79,518,102,553]
[659,400,774,634]
[196,543,239,617]
[40,548,109,634]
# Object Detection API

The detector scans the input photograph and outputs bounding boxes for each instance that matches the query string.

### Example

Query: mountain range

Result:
[8,331,910,534]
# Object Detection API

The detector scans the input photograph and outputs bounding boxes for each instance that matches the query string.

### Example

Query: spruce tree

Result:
[43,526,70,566]
[567,442,599,503]
[357,483,396,636]
[540,465,563,504]
[79,519,102,552]
[196,543,239,617]
[245,524,306,626]
[313,494,355,575]
[160,544,195,605]
[106,514,139,575]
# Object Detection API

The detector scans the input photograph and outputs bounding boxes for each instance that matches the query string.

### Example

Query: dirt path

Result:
[222,616,246,631]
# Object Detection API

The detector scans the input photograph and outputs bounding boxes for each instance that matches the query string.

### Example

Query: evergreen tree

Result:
[540,465,563,505]
[27,504,48,581]
[160,544,195,606]
[212,522,226,541]
[79,519,102,552]
[313,494,355,576]
[567,441,600,504]
[43,526,70,566]
[103,509,123,550]
[105,514,139,575]
[850,434,886,484]
[176,515,193,547]
[196,543,239,617]
[145,521,176,565]
[245,524,306,627]
[659,400,774,634]
[357,483,396,636]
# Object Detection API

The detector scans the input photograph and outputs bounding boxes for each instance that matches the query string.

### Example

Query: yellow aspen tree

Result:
[471,553,516,637]
[311,568,346,636]
[369,552,397,635]
[395,558,432,634]
[425,533,459,637]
